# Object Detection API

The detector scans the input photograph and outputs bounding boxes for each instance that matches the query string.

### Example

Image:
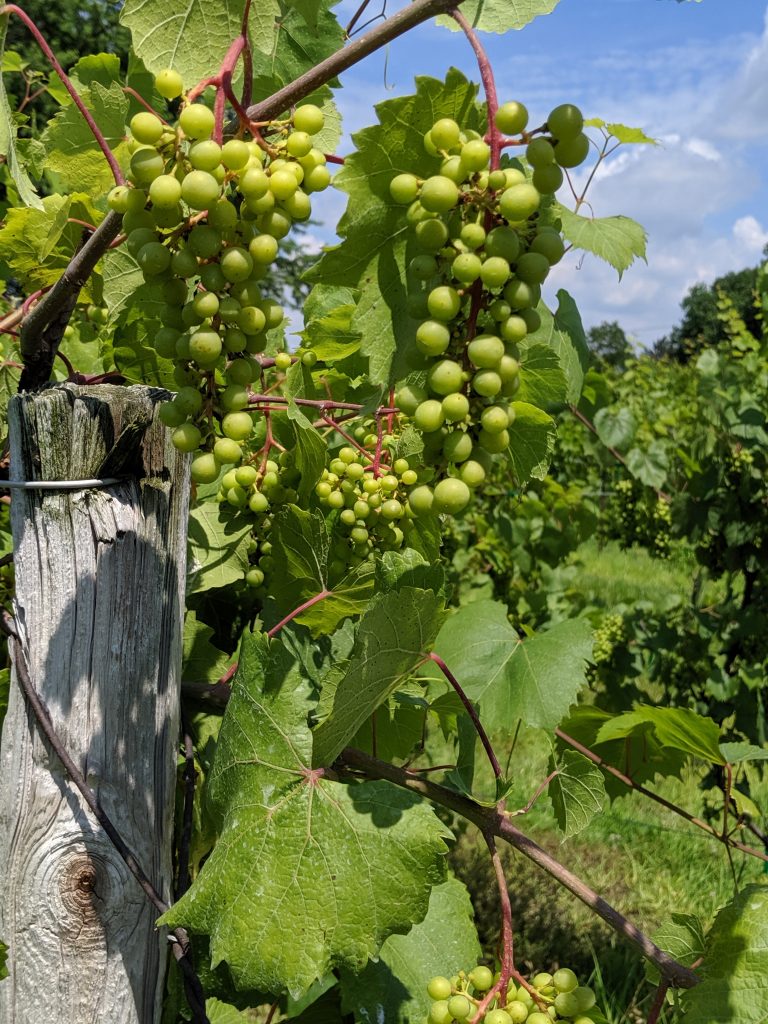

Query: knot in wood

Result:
[58,852,105,938]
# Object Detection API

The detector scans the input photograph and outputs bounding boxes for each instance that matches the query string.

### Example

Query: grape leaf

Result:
[183,612,232,683]
[556,203,647,277]
[526,290,589,404]
[507,401,556,483]
[250,3,343,96]
[376,549,448,600]
[286,401,327,502]
[69,53,123,91]
[597,706,725,766]
[160,631,449,998]
[307,70,482,387]
[340,877,481,1024]
[646,914,705,984]
[585,118,659,145]
[720,742,768,764]
[681,885,768,1024]
[311,587,447,767]
[42,81,130,195]
[102,247,167,325]
[0,15,42,208]
[625,442,669,489]
[515,343,567,410]
[300,285,362,362]
[205,999,249,1022]
[120,0,245,82]
[187,504,252,594]
[432,601,591,731]
[594,407,636,450]
[549,749,606,838]
[436,0,560,33]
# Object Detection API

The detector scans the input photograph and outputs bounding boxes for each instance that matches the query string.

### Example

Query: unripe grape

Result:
[461,138,490,171]
[190,452,220,484]
[433,477,471,514]
[408,485,434,516]
[533,974,554,991]
[430,117,461,150]
[259,209,292,239]
[516,252,550,285]
[460,459,486,487]
[447,995,472,1020]
[415,218,450,252]
[521,307,541,333]
[188,225,222,258]
[221,246,254,282]
[468,965,494,992]
[286,130,313,158]
[480,256,512,289]
[293,103,324,135]
[249,234,279,264]
[553,969,579,994]
[427,286,461,321]
[532,163,564,193]
[420,175,459,213]
[153,202,183,227]
[171,422,201,452]
[137,241,171,275]
[481,405,510,434]
[275,351,292,370]
[443,431,473,463]
[123,207,155,234]
[193,290,219,320]
[270,168,299,200]
[487,1012,514,1024]
[159,401,186,427]
[188,140,222,172]
[222,411,254,441]
[238,306,267,335]
[440,155,468,184]
[189,329,222,365]
[409,254,438,280]
[260,298,284,329]
[572,987,596,1013]
[548,103,584,140]
[154,327,181,359]
[414,399,445,433]
[467,334,504,369]
[155,68,184,100]
[428,359,464,396]
[501,315,528,343]
[527,1014,550,1024]
[554,992,580,1017]
[485,226,520,262]
[107,184,132,213]
[442,392,470,422]
[526,137,556,167]
[175,386,203,416]
[240,166,270,198]
[219,139,250,170]
[181,169,221,209]
[460,222,486,250]
[227,357,256,386]
[381,499,403,520]
[179,103,215,139]
[171,247,198,278]
[416,320,451,356]
[131,147,165,184]
[496,100,528,135]
[555,133,590,168]
[428,1000,453,1024]
[530,230,565,265]
[303,164,331,192]
[130,111,164,146]
[452,252,482,284]
[504,278,540,310]
[473,370,502,397]
[396,383,428,415]
[499,183,541,221]
[281,189,311,221]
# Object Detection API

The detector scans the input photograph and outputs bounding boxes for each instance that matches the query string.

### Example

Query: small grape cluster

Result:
[592,613,626,666]
[426,967,600,1024]
[106,68,330,483]
[389,100,588,520]
[604,479,671,558]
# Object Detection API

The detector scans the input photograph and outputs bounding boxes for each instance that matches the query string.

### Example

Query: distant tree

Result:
[587,320,633,370]
[653,265,761,361]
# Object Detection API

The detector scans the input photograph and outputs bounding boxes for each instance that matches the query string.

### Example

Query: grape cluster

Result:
[592,613,625,666]
[426,966,600,1024]
[389,101,588,519]
[603,479,671,558]
[106,69,330,483]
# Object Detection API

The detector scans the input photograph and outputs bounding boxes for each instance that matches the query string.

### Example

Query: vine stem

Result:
[555,728,768,863]
[450,7,501,170]
[337,746,701,989]
[0,614,211,1024]
[429,652,503,781]
[267,589,332,638]
[647,980,670,1024]
[0,5,125,184]
[485,833,514,1003]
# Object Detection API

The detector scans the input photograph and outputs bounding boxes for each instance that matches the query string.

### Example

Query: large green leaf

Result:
[187,504,252,594]
[340,877,481,1024]
[307,70,481,387]
[556,203,647,278]
[160,631,449,998]
[549,749,606,838]
[681,885,768,1024]
[436,0,560,33]
[646,913,705,984]
[515,343,568,410]
[526,290,589,404]
[594,407,636,450]
[507,402,557,483]
[102,247,168,325]
[432,601,591,731]
[625,442,669,489]
[250,2,343,96]
[0,14,42,208]
[597,706,725,766]
[311,587,446,766]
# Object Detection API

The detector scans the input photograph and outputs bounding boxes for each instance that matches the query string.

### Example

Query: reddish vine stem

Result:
[0,5,125,184]
[485,833,515,1003]
[213,83,227,145]
[429,652,503,781]
[122,86,171,124]
[450,7,501,169]
[555,728,768,863]
[266,589,333,638]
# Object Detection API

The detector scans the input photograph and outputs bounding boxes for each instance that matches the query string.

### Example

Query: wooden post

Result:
[0,384,190,1023]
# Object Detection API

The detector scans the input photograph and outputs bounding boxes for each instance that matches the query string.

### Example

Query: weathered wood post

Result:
[0,383,190,1023]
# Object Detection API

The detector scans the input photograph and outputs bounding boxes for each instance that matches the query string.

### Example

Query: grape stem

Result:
[647,980,670,1024]
[485,833,515,1005]
[449,7,501,170]
[0,5,125,185]
[266,590,333,638]
[429,652,503,781]
[122,86,172,125]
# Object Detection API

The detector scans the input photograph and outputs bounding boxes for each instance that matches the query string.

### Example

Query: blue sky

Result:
[313,0,768,348]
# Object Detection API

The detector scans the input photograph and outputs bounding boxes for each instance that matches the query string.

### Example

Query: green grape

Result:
[526,137,556,167]
[553,969,579,994]
[124,187,148,213]
[481,405,510,434]
[452,253,483,284]
[390,173,420,207]
[260,298,284,329]
[468,334,504,369]
[270,168,299,200]
[506,1003,530,1024]
[159,401,186,427]
[572,989,596,1013]
[192,290,219,320]
[222,411,254,441]
[504,168,527,188]
[238,306,267,335]
[460,222,486,250]
[223,328,247,353]
[171,422,201,452]
[221,246,254,283]
[527,1014,551,1024]
[190,453,219,484]
[548,103,584,140]
[428,1000,453,1024]
[240,166,270,198]
[532,163,564,193]
[443,431,473,463]
[485,226,520,262]
[473,370,502,397]
[414,399,445,432]
[461,138,490,171]
[381,499,403,520]
[220,139,250,170]
[175,386,203,416]
[499,183,541,221]
[154,327,181,358]
[281,189,312,221]
[416,218,450,252]
[480,256,512,289]
[259,209,292,239]
[181,170,221,210]
[520,307,541,333]
[153,203,184,228]
[440,155,468,184]
[430,117,461,150]
[275,352,292,370]
[409,254,438,280]
[123,208,155,234]
[175,334,192,359]
[501,315,528,343]
[130,111,164,146]
[433,477,471,514]
[496,100,528,135]
[532,973,554,991]
[499,354,521,384]
[530,230,565,264]
[408,485,434,516]
[303,164,331,192]
[427,286,461,321]
[232,280,262,306]
[554,992,581,1017]
[516,252,550,285]
[245,567,265,587]
[286,131,313,158]
[227,357,256,385]
[155,67,184,100]
[416,320,451,356]
[487,1012,514,1024]
[107,185,132,213]
[504,278,540,310]
[171,247,198,278]
[447,995,472,1020]
[460,459,485,487]
[293,103,325,135]
[130,147,165,184]
[127,227,158,257]
[221,384,249,411]
[442,392,470,422]
[428,359,464,396]
[420,175,459,213]
[249,233,279,264]
[396,383,428,415]
[179,103,215,139]
[188,140,222,172]
[555,133,590,168]
[138,241,171,275]
[189,329,222,365]
[468,966,493,992]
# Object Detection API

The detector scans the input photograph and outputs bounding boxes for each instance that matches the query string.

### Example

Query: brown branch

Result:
[337,746,700,989]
